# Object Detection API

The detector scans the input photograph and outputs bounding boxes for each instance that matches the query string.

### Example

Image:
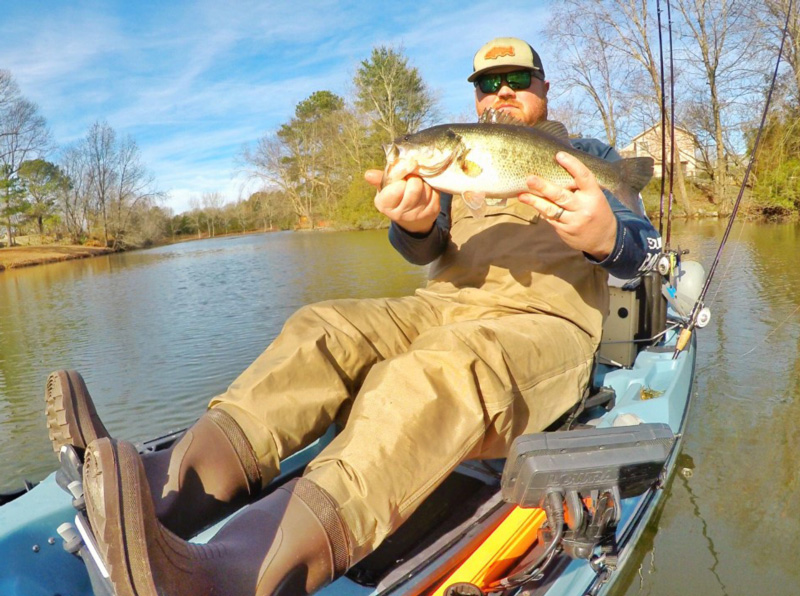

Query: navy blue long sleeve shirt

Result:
[389,138,661,280]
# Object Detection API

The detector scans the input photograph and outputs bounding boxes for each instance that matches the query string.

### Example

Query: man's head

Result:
[469,37,549,126]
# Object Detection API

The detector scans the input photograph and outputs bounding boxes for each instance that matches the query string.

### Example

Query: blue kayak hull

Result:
[0,334,696,596]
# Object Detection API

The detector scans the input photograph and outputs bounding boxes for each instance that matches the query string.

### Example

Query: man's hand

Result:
[518,152,617,261]
[365,170,441,235]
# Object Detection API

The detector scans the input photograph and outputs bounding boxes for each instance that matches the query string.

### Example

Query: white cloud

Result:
[2,0,553,215]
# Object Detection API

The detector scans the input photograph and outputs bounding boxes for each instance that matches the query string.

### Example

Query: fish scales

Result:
[383,114,653,216]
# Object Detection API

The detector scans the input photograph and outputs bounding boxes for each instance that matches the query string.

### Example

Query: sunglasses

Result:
[474,70,539,94]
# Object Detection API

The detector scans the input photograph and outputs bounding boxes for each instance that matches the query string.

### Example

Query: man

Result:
[46,37,659,595]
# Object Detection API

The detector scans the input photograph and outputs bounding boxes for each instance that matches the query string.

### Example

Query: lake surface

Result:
[1,223,799,595]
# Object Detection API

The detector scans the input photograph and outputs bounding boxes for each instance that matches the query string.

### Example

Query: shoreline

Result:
[0,210,791,272]
[0,230,280,272]
[0,245,116,271]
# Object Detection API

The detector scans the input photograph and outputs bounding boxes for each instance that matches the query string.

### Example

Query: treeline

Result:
[0,46,436,249]
[237,47,437,232]
[0,70,164,248]
[175,46,437,239]
[5,0,800,252]
[543,0,800,217]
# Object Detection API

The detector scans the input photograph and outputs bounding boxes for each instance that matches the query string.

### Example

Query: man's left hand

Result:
[518,151,617,261]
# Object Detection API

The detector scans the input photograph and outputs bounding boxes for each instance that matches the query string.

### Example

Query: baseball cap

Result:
[467,37,545,82]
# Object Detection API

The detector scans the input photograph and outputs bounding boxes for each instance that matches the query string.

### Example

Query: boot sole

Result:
[45,370,109,455]
[84,438,157,596]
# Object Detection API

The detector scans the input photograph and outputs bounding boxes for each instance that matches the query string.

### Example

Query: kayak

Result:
[0,261,701,596]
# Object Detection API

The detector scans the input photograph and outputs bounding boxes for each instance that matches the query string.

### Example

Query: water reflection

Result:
[2,222,800,594]
[0,230,428,492]
[614,220,800,596]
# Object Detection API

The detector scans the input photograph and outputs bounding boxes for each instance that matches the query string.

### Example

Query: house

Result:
[620,124,701,178]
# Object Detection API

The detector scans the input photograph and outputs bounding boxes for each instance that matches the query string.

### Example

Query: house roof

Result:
[627,124,698,144]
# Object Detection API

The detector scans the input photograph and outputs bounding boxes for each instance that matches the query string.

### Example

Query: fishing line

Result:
[674,0,794,356]
[665,0,677,248]
[656,0,667,237]
[695,3,792,306]
[737,304,800,359]
[705,220,747,307]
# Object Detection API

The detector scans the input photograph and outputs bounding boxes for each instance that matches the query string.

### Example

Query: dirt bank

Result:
[0,245,115,271]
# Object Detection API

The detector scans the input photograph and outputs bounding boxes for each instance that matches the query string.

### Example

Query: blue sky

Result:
[1,0,551,214]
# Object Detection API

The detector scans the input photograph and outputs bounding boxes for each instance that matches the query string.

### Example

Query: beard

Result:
[490,98,548,126]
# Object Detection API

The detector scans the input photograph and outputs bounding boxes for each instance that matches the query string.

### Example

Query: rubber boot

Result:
[83,437,351,596]
[45,370,263,538]
[46,370,110,457]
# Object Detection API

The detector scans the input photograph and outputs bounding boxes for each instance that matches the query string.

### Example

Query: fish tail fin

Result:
[612,157,654,217]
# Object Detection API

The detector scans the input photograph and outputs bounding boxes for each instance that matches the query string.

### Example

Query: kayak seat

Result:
[599,271,667,367]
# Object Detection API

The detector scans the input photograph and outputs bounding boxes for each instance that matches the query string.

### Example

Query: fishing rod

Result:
[673,0,794,358]
[656,0,667,237]
[664,0,677,249]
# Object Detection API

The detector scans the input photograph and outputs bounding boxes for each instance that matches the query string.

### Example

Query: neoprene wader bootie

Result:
[45,369,263,538]
[83,437,351,596]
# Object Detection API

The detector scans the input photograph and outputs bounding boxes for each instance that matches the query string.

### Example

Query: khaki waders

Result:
[210,196,608,563]
[68,196,610,593]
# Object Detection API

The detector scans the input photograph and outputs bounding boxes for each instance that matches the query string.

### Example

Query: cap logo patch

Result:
[484,46,515,60]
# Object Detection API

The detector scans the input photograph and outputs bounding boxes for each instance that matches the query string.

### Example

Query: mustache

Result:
[492,100,523,109]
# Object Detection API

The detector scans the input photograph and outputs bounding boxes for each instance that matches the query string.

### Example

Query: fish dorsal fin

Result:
[478,108,526,126]
[533,120,571,141]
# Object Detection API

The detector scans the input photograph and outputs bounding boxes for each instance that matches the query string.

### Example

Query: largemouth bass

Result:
[382,109,653,216]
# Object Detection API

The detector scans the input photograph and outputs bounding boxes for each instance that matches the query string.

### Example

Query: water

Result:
[1,223,799,594]
[0,230,428,492]
[615,221,800,596]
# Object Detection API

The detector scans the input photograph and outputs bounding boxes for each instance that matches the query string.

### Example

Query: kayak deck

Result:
[0,326,695,596]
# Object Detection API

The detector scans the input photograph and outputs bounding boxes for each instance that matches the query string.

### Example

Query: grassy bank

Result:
[0,245,115,271]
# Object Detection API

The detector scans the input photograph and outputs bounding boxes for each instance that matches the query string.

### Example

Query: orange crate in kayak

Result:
[431,506,546,595]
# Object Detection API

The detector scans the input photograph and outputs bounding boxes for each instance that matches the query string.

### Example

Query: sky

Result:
[0,0,553,214]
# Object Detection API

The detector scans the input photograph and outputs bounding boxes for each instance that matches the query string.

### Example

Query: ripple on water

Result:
[0,230,427,492]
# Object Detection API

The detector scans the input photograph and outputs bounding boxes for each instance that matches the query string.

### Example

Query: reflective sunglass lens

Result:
[506,71,532,89]
[477,74,501,93]
[476,71,532,93]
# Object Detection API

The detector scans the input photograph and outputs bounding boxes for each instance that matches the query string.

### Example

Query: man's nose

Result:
[497,84,516,98]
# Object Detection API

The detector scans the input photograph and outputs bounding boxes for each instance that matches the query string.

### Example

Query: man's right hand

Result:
[365,170,441,235]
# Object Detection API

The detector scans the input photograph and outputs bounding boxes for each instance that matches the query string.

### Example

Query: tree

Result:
[201,192,224,237]
[248,190,292,231]
[278,91,349,224]
[0,70,50,246]
[545,1,635,146]
[244,91,352,228]
[544,0,693,214]
[84,121,116,246]
[675,0,756,212]
[749,112,800,213]
[110,135,161,248]
[81,121,160,248]
[354,46,438,142]
[57,145,92,243]
[759,1,800,104]
[0,166,26,245]
[18,158,70,238]
[187,197,205,239]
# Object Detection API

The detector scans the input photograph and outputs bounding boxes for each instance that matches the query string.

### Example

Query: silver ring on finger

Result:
[553,206,565,221]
